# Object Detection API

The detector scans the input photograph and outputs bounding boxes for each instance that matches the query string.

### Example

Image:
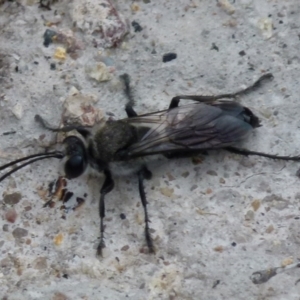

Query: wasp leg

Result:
[137,165,155,254]
[125,103,138,118]
[226,146,300,161]
[97,169,114,256]
[35,115,91,138]
[164,150,208,159]
[169,73,273,109]
[120,73,138,118]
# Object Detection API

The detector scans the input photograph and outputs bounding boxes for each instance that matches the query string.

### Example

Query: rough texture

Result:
[1,0,300,299]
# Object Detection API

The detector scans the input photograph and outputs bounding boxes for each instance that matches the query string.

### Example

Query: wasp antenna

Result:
[0,151,63,171]
[0,153,63,182]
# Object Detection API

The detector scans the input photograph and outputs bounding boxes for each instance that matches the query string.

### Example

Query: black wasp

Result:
[1,73,299,256]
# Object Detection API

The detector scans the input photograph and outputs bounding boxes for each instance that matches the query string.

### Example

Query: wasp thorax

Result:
[93,120,137,162]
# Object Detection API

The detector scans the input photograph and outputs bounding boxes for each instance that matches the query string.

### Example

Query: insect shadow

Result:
[0,73,299,256]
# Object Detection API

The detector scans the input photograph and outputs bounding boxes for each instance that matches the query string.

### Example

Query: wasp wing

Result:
[123,101,257,158]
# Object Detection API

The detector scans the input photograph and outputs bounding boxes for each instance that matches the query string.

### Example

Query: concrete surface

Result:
[1,0,300,299]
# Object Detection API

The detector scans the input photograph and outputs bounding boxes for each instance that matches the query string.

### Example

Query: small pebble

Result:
[245,210,254,221]
[207,170,218,176]
[219,178,225,184]
[5,209,17,223]
[33,257,48,270]
[3,192,22,205]
[181,171,189,178]
[43,29,57,47]
[12,227,28,239]
[265,224,274,233]
[11,103,23,120]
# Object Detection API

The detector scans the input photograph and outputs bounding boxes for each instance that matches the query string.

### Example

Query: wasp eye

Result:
[64,155,86,179]
[62,136,88,179]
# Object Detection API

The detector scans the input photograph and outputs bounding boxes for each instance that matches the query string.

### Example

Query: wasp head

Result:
[62,136,88,179]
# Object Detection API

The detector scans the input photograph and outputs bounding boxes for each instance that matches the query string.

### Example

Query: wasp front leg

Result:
[35,114,91,138]
[120,73,139,118]
[97,169,114,256]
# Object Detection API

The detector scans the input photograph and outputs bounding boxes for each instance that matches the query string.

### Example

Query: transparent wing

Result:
[123,101,256,157]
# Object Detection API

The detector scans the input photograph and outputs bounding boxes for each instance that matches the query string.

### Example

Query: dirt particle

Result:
[162,52,177,63]
[54,233,63,246]
[160,187,174,197]
[121,245,129,251]
[131,2,140,12]
[52,292,69,300]
[281,257,293,267]
[132,20,143,32]
[251,199,261,212]
[206,188,213,194]
[213,245,224,252]
[192,156,204,164]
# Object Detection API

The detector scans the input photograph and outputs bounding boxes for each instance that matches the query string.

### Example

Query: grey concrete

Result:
[1,0,300,299]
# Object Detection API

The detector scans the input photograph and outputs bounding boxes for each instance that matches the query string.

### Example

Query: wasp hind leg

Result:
[226,146,300,162]
[137,165,155,254]
[169,73,273,109]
